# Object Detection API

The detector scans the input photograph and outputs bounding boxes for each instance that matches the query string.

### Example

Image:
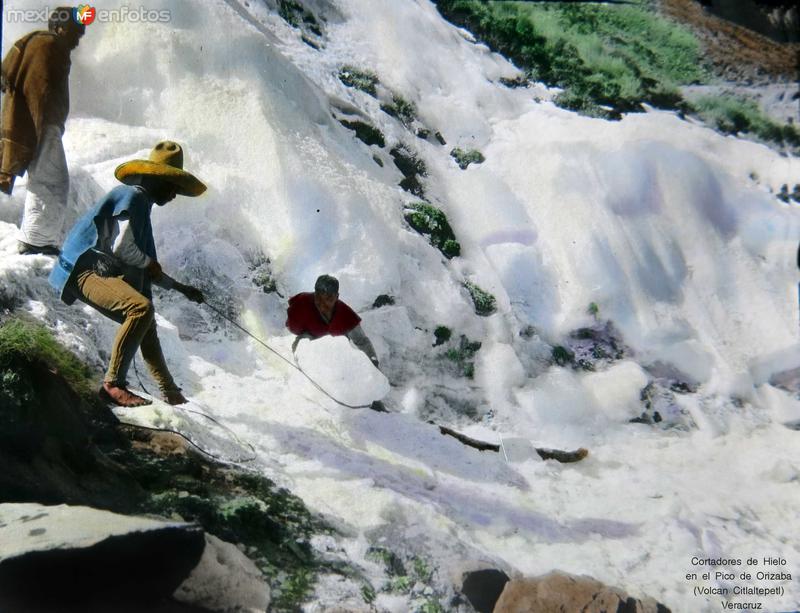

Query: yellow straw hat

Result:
[114,141,206,197]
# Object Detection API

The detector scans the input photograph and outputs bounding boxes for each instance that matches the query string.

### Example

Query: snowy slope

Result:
[2,0,800,611]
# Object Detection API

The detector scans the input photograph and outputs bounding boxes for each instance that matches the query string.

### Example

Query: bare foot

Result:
[162,388,188,405]
[100,382,151,407]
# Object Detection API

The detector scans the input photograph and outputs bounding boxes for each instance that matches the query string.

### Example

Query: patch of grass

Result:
[134,457,329,613]
[366,546,407,576]
[404,202,461,259]
[419,599,446,613]
[444,334,482,378]
[278,0,322,35]
[391,145,428,197]
[433,326,452,346]
[551,345,574,367]
[339,119,386,147]
[0,316,95,400]
[464,281,496,316]
[450,147,485,169]
[690,95,800,150]
[361,583,376,603]
[434,0,704,117]
[338,65,379,97]
[587,302,599,317]
[381,94,417,126]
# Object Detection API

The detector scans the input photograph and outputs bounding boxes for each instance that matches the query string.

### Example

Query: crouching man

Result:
[286,274,379,368]
[49,141,206,407]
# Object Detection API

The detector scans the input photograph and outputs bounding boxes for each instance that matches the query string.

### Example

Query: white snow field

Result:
[2,0,799,611]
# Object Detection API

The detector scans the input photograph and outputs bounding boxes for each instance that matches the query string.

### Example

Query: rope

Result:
[201,301,374,410]
[132,357,257,464]
[118,296,380,464]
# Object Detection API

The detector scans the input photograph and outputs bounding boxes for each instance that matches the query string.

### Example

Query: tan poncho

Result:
[1,31,71,177]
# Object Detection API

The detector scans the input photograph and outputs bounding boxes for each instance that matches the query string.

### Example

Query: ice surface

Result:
[2,0,799,610]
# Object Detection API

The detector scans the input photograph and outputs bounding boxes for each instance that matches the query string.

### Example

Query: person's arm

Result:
[113,219,202,301]
[347,325,379,368]
[113,219,151,268]
[22,38,70,140]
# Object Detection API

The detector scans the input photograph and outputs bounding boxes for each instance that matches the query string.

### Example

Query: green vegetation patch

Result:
[433,325,452,346]
[450,147,485,169]
[0,316,96,401]
[338,65,379,97]
[120,449,330,613]
[365,547,443,609]
[248,253,279,294]
[339,119,386,147]
[391,145,428,198]
[381,94,417,126]
[403,202,461,259]
[434,0,704,118]
[278,0,322,35]
[690,95,800,151]
[444,334,482,378]
[464,280,497,316]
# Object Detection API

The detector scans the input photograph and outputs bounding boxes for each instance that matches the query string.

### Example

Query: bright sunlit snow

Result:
[2,0,799,611]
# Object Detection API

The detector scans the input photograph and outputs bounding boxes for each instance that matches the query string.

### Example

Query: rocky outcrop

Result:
[459,567,510,613]
[0,345,145,511]
[174,533,270,612]
[0,503,206,611]
[494,571,671,613]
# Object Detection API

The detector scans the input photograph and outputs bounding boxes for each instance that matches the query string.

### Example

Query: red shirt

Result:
[286,292,361,338]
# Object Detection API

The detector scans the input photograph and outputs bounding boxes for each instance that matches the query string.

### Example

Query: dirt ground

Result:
[658,0,799,83]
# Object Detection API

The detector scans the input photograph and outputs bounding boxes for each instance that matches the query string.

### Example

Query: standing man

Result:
[286,274,380,368]
[49,141,206,408]
[1,7,85,255]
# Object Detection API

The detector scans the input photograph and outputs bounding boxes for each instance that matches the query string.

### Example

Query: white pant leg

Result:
[20,124,69,247]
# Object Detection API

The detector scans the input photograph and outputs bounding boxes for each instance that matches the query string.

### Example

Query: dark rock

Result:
[552,320,630,371]
[434,131,447,145]
[372,294,395,308]
[461,568,510,613]
[499,75,529,88]
[0,503,205,611]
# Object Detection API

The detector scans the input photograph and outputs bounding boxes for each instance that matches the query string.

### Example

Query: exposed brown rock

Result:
[493,571,671,613]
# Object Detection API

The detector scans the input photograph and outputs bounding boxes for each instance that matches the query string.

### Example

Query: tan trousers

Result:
[75,269,176,392]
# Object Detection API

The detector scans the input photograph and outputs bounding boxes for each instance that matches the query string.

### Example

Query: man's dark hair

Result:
[314,275,339,295]
[49,7,85,35]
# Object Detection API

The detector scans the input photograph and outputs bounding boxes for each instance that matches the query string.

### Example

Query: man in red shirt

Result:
[286,274,379,368]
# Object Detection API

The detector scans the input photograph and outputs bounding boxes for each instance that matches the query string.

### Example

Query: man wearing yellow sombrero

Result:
[49,141,206,407]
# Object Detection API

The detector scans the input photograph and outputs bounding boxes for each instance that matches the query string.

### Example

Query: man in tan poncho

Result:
[0,7,85,255]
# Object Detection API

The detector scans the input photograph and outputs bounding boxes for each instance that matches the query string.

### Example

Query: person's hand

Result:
[146,259,163,280]
[291,333,313,353]
[177,283,204,304]
[0,172,14,196]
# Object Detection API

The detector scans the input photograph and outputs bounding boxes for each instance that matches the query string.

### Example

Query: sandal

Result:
[100,382,151,407]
